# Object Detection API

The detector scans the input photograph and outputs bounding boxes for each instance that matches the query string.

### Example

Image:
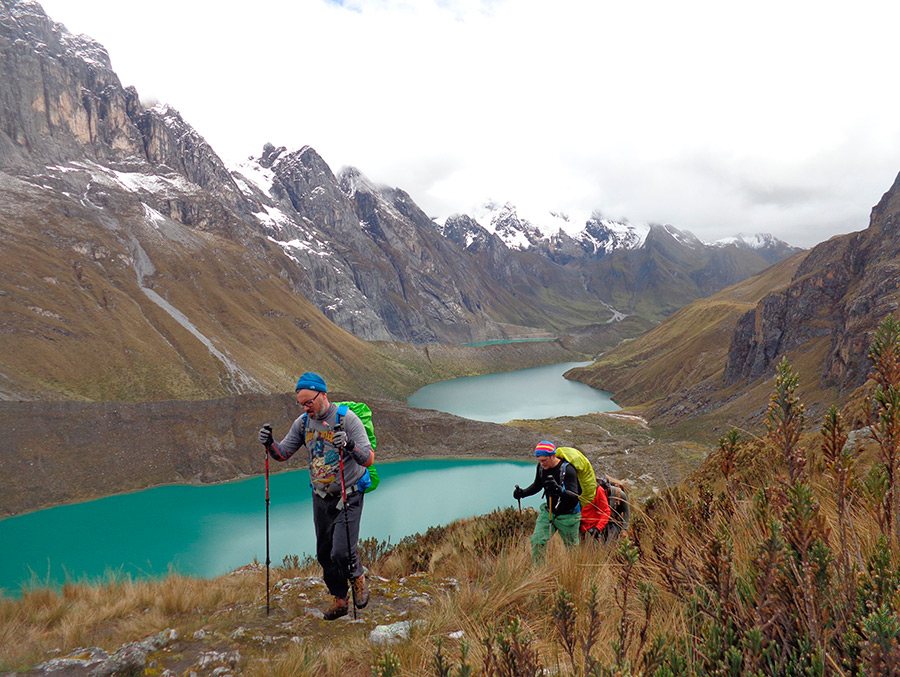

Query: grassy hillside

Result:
[0,178,394,401]
[566,251,811,440]
[4,349,899,675]
[0,175,597,404]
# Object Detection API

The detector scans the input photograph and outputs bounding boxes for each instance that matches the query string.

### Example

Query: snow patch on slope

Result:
[711,233,774,249]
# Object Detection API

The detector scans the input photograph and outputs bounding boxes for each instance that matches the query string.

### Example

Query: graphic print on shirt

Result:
[307,428,340,489]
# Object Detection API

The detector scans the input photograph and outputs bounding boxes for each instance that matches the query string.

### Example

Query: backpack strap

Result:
[542,460,569,484]
[336,403,348,427]
[559,461,581,513]
[303,403,347,444]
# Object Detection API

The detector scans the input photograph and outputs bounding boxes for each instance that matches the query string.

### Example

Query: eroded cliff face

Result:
[1,0,139,164]
[0,2,236,191]
[724,170,900,390]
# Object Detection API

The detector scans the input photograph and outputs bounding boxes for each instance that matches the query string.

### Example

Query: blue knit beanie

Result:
[534,441,556,456]
[295,372,327,392]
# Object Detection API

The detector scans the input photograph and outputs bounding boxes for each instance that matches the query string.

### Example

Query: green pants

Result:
[531,503,581,563]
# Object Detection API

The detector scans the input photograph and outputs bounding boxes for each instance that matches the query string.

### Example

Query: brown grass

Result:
[5,340,900,675]
[0,571,259,670]
[570,251,807,407]
[2,435,893,676]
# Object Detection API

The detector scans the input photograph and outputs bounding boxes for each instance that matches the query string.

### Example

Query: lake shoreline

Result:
[0,452,534,521]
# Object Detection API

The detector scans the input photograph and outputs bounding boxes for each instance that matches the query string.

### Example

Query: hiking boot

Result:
[351,574,369,609]
[323,596,349,620]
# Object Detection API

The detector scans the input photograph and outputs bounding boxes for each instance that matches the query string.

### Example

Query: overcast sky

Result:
[36,0,900,248]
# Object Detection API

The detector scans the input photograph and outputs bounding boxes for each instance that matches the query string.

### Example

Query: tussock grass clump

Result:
[0,571,260,670]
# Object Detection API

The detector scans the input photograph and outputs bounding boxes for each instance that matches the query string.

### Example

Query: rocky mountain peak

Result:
[258,142,287,168]
[3,0,111,70]
[579,216,649,255]
[440,213,493,251]
[712,232,805,265]
[653,223,704,248]
[0,0,242,209]
[474,202,545,250]
[870,170,900,236]
[338,165,383,199]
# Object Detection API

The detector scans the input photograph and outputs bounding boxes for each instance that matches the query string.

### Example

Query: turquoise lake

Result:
[0,459,547,596]
[406,360,619,422]
[1,360,616,596]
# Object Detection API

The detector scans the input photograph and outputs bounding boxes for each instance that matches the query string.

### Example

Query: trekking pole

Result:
[263,424,272,616]
[515,485,522,515]
[337,439,358,620]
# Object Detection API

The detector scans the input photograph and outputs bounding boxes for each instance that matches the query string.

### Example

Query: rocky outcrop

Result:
[0,0,141,166]
[0,2,240,198]
[723,170,900,390]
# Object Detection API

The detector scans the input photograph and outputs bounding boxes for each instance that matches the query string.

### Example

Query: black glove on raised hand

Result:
[258,424,273,447]
[543,476,562,497]
[513,486,524,500]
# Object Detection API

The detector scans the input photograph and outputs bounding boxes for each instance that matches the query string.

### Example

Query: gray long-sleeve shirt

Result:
[269,403,373,496]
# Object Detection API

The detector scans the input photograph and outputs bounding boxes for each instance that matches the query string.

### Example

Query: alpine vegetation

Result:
[4,319,900,674]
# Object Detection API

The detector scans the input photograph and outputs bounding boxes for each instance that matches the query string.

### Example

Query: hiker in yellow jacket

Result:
[513,441,581,563]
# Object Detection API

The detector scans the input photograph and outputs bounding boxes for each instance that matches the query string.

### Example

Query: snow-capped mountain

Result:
[711,232,804,264]
[460,201,561,250]
[440,202,801,265]
[577,215,651,255]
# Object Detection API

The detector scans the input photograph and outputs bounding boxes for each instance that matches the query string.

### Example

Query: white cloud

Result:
[38,0,900,248]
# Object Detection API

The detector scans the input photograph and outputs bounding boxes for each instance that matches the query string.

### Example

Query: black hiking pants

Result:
[312,490,364,599]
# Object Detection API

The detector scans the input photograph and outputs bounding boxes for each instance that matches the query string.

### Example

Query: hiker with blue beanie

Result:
[513,441,581,563]
[258,372,374,620]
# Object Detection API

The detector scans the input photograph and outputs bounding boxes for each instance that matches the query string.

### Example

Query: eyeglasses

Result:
[297,391,323,408]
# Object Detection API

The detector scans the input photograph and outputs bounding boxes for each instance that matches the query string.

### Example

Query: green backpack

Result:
[335,401,380,493]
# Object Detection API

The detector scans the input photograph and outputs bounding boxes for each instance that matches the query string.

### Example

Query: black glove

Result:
[258,424,273,447]
[513,486,524,500]
[543,477,562,497]
[333,429,350,449]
